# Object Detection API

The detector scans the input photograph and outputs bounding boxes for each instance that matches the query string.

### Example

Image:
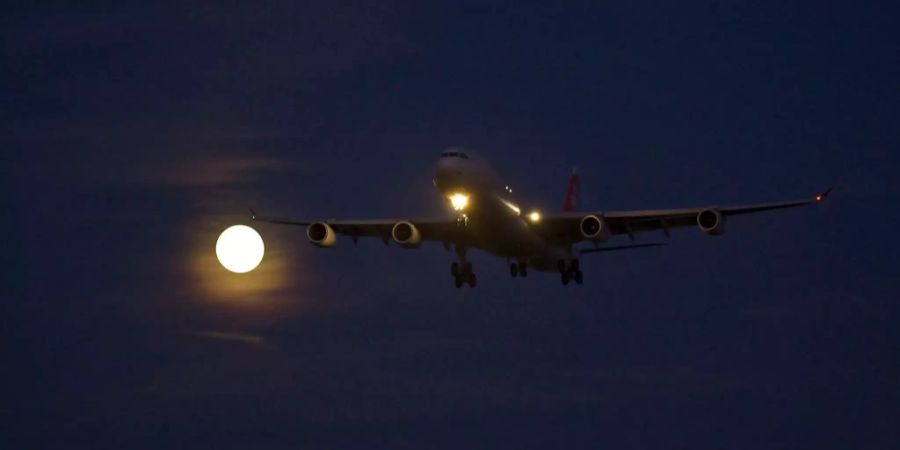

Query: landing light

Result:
[500,198,521,215]
[528,211,542,223]
[449,193,469,211]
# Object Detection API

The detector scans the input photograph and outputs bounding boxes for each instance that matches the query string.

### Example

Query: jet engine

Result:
[580,215,610,241]
[697,209,726,236]
[307,222,337,247]
[392,221,422,248]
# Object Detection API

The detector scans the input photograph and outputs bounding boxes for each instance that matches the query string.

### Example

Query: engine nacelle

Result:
[580,214,610,241]
[307,222,337,247]
[697,209,726,236]
[392,221,422,248]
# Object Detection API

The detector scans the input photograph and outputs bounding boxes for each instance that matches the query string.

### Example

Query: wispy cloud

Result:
[192,330,265,346]
[145,155,293,188]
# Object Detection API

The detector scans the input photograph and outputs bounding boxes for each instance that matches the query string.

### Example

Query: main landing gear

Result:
[509,261,528,278]
[451,261,477,288]
[558,259,583,285]
[451,246,477,288]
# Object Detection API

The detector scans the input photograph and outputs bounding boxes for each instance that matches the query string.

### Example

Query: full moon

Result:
[216,225,265,273]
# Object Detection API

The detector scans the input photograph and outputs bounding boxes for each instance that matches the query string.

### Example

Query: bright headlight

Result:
[528,211,541,223]
[449,193,469,211]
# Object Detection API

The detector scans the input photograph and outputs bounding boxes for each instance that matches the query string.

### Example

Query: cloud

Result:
[145,155,293,188]
[191,330,265,346]
[183,213,311,307]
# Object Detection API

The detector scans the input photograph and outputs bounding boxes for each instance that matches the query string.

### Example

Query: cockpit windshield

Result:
[440,151,469,159]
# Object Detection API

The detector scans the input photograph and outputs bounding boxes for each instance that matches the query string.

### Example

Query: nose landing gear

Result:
[451,246,477,288]
[558,259,583,285]
[455,213,470,227]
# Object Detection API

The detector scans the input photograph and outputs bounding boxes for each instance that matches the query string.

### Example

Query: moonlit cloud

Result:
[192,330,265,345]
[183,214,312,308]
[147,155,293,187]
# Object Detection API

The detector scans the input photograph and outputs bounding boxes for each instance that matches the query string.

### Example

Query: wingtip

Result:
[815,187,833,202]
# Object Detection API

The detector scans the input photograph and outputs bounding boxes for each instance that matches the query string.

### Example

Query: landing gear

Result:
[558,259,583,285]
[452,246,477,288]
[509,262,528,278]
[454,266,476,288]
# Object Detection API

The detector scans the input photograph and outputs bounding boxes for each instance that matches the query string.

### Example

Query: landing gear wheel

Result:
[520,263,528,277]
[510,264,518,278]
[561,272,570,285]
[571,259,580,271]
[452,260,476,288]
[574,270,583,285]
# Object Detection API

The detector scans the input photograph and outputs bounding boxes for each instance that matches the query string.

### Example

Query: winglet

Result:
[815,187,833,203]
[249,208,257,220]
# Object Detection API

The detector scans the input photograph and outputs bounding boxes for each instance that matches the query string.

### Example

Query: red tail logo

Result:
[562,169,580,212]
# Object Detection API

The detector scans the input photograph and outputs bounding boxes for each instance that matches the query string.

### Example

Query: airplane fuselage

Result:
[433,152,565,272]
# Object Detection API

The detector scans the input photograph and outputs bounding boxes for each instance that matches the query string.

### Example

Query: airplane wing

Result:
[537,187,832,243]
[249,209,470,245]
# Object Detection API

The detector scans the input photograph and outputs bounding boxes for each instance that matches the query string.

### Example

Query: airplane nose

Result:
[435,158,464,191]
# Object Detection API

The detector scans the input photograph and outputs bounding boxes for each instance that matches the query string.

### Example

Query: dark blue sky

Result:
[3,2,899,448]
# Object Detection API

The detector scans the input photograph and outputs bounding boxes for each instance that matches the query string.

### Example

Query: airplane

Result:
[251,150,831,287]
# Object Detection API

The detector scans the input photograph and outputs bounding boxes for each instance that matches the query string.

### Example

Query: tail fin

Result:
[562,168,580,212]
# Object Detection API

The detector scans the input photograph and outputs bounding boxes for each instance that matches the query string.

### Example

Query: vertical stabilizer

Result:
[562,168,580,212]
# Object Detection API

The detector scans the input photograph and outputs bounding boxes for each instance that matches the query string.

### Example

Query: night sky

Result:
[4,2,899,448]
